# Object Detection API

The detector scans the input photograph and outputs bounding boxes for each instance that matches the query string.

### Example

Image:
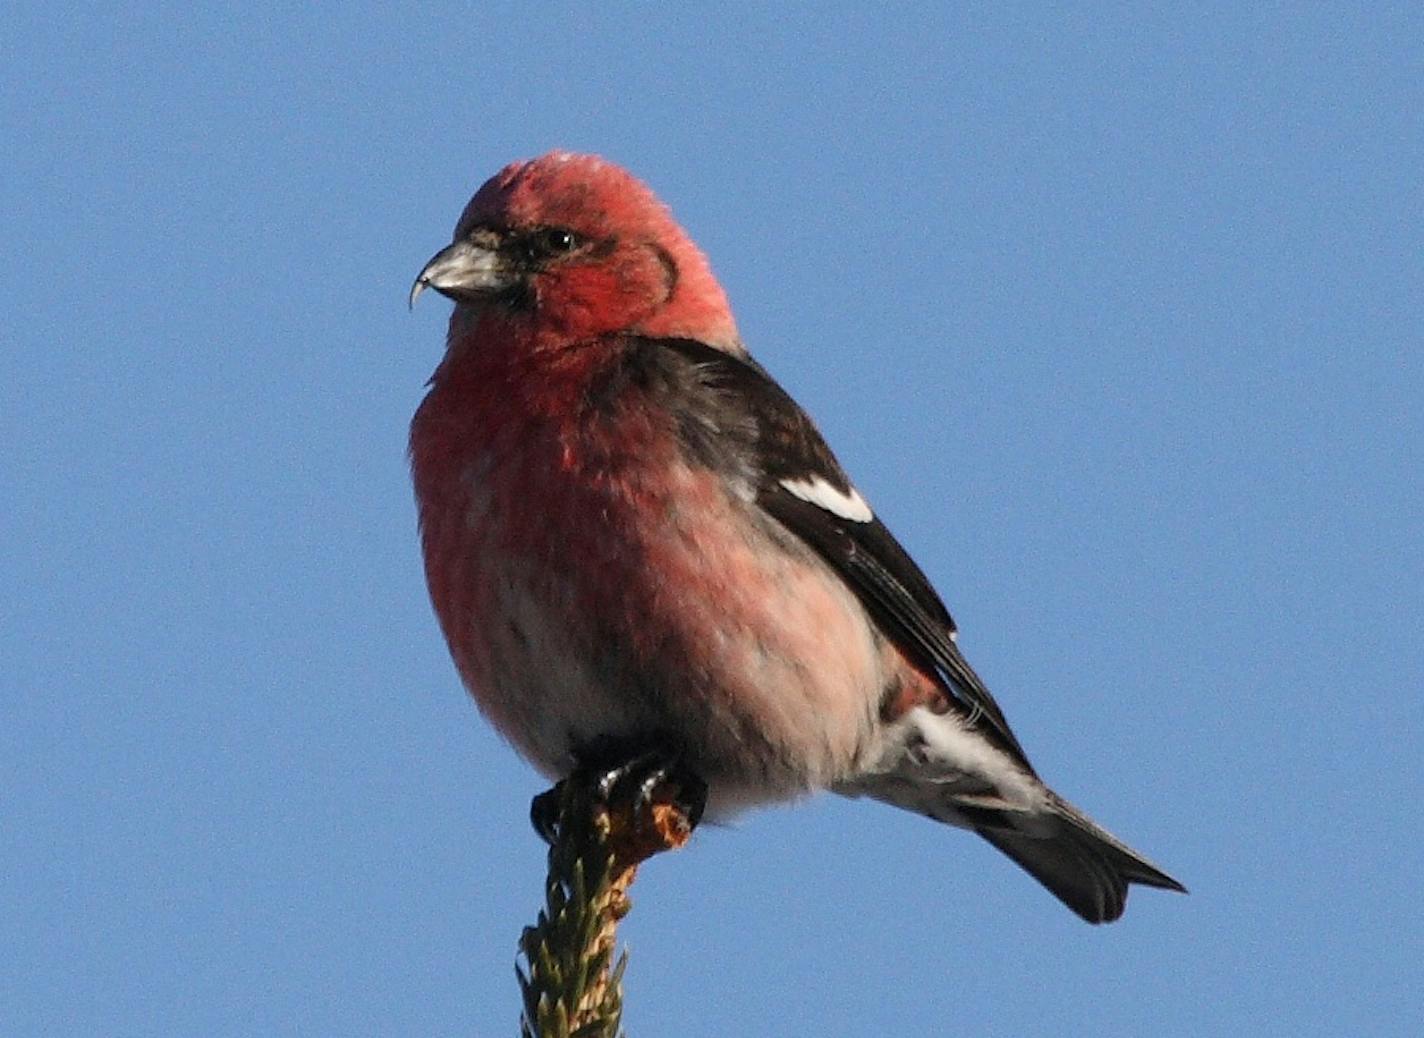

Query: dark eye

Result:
[536,227,580,255]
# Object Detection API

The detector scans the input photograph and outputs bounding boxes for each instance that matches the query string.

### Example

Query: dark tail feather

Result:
[977,794,1186,924]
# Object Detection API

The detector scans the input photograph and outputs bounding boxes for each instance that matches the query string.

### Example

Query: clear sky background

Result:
[4,6,1421,1036]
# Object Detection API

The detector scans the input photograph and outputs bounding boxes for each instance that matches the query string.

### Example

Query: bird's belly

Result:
[428,448,886,813]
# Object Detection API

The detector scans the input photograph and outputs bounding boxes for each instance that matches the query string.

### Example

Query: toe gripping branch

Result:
[530,751,708,863]
[518,753,707,1038]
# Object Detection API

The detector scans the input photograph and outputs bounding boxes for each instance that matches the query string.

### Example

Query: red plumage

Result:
[410,152,1184,923]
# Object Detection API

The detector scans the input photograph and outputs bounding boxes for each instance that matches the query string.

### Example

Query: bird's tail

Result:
[974,791,1186,924]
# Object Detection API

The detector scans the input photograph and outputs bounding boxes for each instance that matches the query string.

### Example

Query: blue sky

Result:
[4,5,1421,1035]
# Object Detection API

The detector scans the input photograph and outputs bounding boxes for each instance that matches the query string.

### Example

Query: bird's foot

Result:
[595,751,706,826]
[529,749,707,866]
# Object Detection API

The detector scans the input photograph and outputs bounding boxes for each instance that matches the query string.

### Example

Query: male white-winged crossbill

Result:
[409,152,1184,923]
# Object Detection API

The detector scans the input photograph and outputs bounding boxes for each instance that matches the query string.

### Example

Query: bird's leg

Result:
[528,745,707,859]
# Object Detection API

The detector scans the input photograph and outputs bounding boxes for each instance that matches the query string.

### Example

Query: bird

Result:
[409,151,1185,923]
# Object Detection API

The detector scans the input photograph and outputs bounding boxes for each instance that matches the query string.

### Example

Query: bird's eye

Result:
[537,227,580,255]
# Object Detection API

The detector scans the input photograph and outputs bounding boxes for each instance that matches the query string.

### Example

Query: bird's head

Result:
[412,152,740,354]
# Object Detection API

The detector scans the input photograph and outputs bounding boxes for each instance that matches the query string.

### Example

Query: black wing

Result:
[652,337,1034,771]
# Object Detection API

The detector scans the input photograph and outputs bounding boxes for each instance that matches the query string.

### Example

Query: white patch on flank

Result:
[779,476,873,523]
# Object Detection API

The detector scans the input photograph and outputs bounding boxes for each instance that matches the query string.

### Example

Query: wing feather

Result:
[654,337,1033,769]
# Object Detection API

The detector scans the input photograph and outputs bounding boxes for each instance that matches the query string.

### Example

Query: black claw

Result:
[529,783,564,845]
[595,759,634,803]
[668,763,708,830]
